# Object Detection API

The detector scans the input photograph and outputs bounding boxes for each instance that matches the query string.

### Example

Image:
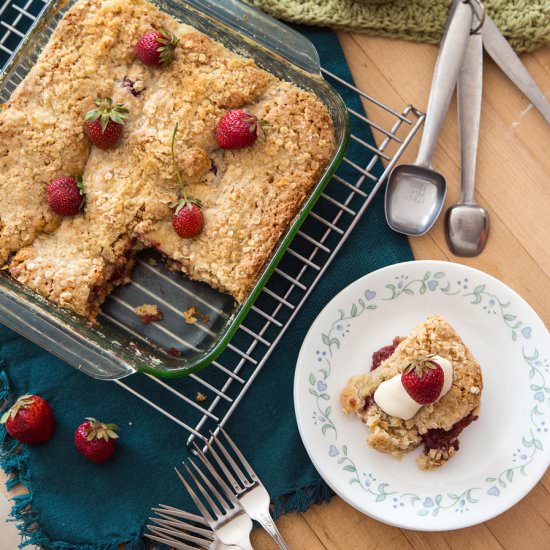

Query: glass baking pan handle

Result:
[181,0,321,74]
[0,289,133,379]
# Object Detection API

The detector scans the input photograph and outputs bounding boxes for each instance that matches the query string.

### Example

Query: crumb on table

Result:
[147,257,158,267]
[196,392,207,402]
[134,303,163,323]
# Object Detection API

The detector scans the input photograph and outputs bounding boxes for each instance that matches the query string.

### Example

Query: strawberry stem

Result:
[171,123,188,204]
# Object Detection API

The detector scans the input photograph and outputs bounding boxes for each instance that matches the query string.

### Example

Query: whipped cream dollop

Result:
[373,355,453,420]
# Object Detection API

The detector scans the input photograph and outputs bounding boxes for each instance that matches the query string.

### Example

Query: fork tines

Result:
[207,427,259,491]
[145,506,214,549]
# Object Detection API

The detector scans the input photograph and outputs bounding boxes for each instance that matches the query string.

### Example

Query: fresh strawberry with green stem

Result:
[401,354,444,405]
[170,123,204,238]
[85,97,129,150]
[47,176,84,216]
[1,395,55,444]
[135,29,178,67]
[74,417,119,464]
[172,200,204,238]
[215,109,260,149]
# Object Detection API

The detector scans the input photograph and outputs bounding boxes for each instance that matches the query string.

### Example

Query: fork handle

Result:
[256,513,291,550]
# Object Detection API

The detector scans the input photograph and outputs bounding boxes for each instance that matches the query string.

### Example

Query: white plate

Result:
[294,261,550,531]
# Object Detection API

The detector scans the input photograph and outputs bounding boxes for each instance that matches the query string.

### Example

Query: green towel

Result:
[246,0,550,52]
[0,22,414,550]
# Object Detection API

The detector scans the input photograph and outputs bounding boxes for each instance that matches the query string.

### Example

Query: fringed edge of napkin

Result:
[0,364,334,549]
[0,364,145,550]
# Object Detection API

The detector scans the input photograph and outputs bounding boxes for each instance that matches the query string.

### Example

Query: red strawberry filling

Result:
[361,395,375,414]
[421,413,478,453]
[362,337,403,411]
[166,347,182,358]
[371,337,402,371]
[121,76,144,97]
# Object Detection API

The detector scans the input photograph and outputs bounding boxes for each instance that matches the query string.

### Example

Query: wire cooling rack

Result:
[0,0,425,444]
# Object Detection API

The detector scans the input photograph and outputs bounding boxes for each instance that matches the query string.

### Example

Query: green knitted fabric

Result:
[246,0,550,52]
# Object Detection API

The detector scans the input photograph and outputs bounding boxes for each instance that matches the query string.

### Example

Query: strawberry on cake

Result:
[1,0,334,321]
[341,316,482,469]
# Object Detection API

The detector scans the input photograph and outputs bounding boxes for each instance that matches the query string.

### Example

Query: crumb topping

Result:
[2,0,335,320]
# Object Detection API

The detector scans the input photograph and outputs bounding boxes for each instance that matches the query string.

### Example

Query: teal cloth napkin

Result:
[0,24,413,549]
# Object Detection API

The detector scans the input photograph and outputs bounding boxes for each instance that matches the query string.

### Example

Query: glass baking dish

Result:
[0,0,349,379]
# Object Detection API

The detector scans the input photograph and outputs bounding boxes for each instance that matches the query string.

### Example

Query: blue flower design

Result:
[427,280,438,291]
[423,497,434,508]
[487,486,500,497]
[364,290,376,301]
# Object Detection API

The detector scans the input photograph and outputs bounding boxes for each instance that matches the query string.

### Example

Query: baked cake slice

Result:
[341,316,482,469]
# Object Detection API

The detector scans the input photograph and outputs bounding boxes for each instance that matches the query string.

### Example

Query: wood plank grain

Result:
[300,496,402,549]
[251,512,327,550]
[339,34,550,311]
[403,523,504,550]
[376,534,415,549]
[485,488,550,549]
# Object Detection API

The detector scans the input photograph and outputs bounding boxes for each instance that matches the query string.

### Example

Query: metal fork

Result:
[174,459,254,550]
[145,506,239,550]
[197,428,290,550]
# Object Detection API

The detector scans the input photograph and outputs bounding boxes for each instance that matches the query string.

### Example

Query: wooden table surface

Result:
[251,34,550,550]
[2,33,548,550]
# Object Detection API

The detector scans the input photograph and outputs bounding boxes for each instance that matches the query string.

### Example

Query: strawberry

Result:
[401,354,444,405]
[74,417,119,464]
[135,29,178,67]
[47,176,84,216]
[85,97,129,150]
[0,395,55,445]
[172,200,204,238]
[216,109,259,149]
[169,123,204,238]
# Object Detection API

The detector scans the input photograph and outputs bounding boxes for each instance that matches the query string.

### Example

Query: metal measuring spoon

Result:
[385,0,473,236]
[445,26,489,256]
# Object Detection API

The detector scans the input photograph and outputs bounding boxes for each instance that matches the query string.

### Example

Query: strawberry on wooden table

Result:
[135,28,178,67]
[74,417,119,464]
[47,176,84,216]
[0,395,55,444]
[85,97,129,150]
[215,109,259,149]
[401,354,445,405]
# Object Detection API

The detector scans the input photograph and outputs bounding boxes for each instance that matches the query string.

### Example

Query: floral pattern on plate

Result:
[295,261,550,529]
